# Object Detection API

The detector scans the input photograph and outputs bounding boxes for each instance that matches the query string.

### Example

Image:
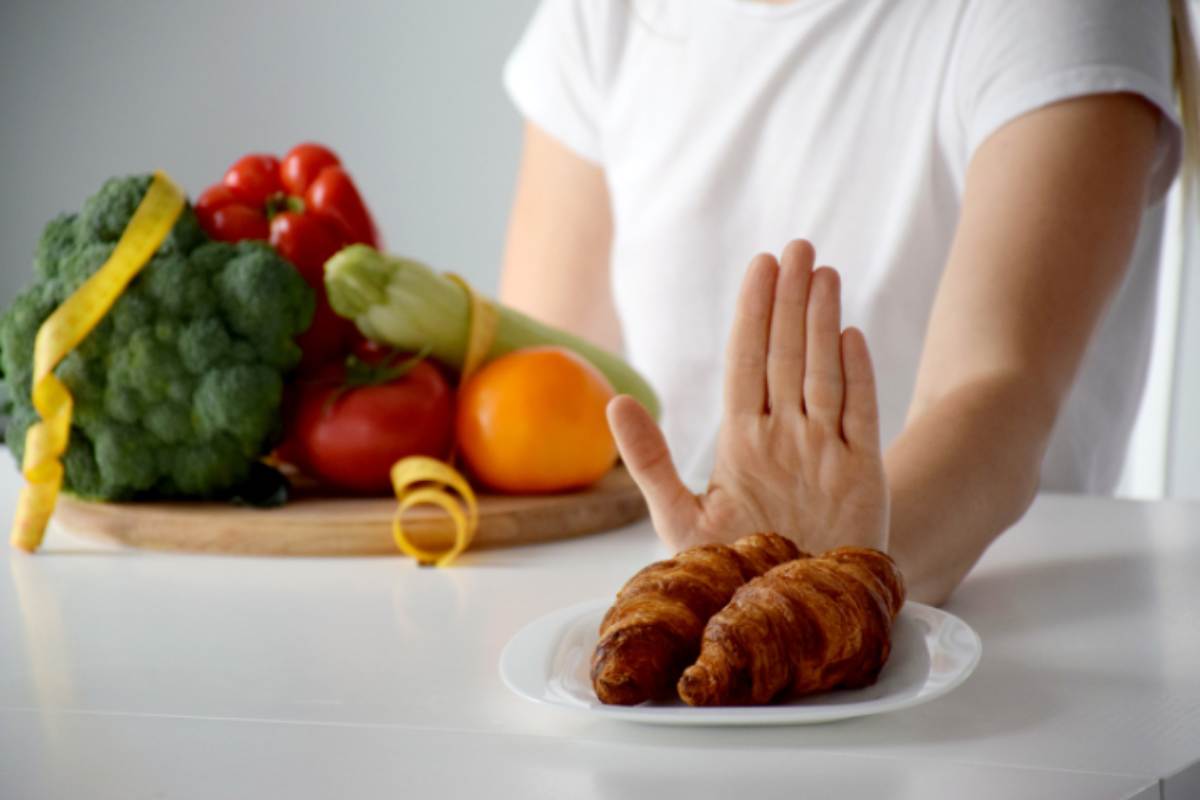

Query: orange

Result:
[456,346,618,493]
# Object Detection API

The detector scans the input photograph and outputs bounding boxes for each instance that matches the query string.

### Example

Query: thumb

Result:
[607,395,697,541]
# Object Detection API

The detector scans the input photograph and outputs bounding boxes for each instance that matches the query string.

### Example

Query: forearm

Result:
[884,375,1055,606]
[499,254,623,354]
[885,96,1160,605]
[499,123,622,354]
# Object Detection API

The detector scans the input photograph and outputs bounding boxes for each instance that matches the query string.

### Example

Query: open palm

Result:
[608,240,889,555]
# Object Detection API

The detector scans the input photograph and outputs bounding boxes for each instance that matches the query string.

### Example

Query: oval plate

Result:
[499,598,981,725]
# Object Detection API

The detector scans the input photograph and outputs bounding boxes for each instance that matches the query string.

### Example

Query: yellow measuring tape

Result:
[446,273,500,381]
[10,172,185,553]
[389,274,497,567]
[390,457,479,567]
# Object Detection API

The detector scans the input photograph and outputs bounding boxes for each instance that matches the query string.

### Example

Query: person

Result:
[498,0,1195,604]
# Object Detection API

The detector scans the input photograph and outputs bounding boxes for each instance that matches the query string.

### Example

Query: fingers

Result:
[607,395,698,538]
[803,267,844,429]
[766,240,815,412]
[724,254,778,416]
[726,247,867,448]
[840,327,881,451]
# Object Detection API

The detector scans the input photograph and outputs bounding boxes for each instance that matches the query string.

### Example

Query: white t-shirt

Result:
[504,0,1182,494]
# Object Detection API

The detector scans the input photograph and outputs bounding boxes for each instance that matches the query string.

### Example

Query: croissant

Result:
[677,546,906,706]
[591,532,805,705]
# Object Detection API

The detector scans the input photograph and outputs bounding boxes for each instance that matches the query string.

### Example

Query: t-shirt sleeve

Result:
[503,0,606,164]
[956,0,1182,202]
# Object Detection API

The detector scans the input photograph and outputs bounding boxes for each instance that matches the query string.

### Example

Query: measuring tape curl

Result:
[390,457,479,567]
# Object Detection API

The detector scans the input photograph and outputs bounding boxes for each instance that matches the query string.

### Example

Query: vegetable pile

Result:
[0,175,314,500]
[1,142,663,528]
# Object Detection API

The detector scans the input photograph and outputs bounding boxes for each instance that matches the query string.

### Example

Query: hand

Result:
[608,240,889,555]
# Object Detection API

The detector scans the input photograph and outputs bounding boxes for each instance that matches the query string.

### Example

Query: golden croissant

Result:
[677,546,906,706]
[591,532,804,705]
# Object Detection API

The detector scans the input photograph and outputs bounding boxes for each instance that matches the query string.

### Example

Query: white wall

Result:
[1116,182,1194,500]
[3,0,1194,498]
[1165,181,1200,498]
[0,0,540,304]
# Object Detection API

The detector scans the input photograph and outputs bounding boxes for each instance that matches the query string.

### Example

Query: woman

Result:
[499,0,1195,604]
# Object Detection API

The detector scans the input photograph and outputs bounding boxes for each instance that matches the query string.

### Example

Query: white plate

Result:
[499,599,981,726]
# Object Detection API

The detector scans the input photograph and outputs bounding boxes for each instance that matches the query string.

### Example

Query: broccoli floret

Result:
[0,174,314,500]
[34,214,78,280]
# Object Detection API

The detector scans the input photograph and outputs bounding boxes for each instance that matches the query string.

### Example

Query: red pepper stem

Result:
[264,193,306,220]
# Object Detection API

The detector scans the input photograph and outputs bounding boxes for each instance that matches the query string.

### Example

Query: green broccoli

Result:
[0,174,314,500]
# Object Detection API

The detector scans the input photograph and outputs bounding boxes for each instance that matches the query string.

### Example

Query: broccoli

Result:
[0,175,314,500]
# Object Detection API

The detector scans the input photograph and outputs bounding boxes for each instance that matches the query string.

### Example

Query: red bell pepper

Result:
[194,143,381,371]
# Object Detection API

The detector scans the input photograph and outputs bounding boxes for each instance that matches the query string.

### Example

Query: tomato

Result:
[285,355,455,494]
[223,154,283,205]
[305,165,379,246]
[280,143,341,196]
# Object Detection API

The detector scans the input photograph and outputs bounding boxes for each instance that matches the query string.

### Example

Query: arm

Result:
[499,122,623,353]
[889,93,1162,605]
[606,92,1162,608]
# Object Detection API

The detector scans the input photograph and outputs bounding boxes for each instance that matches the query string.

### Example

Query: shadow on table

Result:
[561,651,1161,764]
[27,547,142,557]
[562,650,1059,751]
[948,550,1158,639]
[579,745,907,799]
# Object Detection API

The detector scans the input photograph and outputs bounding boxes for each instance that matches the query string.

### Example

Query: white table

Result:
[0,461,1197,800]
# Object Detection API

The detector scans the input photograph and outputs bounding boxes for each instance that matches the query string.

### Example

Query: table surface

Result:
[1,461,1197,800]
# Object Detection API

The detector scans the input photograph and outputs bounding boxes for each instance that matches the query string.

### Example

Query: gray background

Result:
[0,0,540,303]
[0,0,1195,497]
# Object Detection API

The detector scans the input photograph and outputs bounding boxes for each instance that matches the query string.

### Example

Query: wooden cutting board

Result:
[52,466,648,556]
